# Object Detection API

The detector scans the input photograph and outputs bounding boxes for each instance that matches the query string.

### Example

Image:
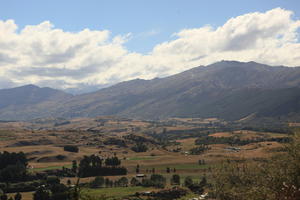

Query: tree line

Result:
[78,155,127,177]
[195,135,290,146]
[0,151,28,183]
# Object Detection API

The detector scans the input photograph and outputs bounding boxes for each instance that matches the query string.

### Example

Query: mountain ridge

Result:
[1,61,300,121]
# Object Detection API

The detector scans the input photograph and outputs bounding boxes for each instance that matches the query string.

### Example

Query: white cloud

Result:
[0,8,299,92]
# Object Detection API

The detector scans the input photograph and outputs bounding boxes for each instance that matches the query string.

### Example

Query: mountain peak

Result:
[210,60,261,67]
[20,84,40,89]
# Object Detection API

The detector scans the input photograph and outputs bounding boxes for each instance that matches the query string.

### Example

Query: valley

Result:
[0,116,293,200]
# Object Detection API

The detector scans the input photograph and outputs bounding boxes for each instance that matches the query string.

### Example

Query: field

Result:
[82,186,156,199]
[0,116,290,199]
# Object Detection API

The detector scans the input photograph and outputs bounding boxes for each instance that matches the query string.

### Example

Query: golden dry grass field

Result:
[0,117,289,199]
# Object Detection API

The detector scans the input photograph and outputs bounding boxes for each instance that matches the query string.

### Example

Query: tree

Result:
[90,176,104,188]
[78,155,126,177]
[0,151,28,182]
[50,184,70,200]
[0,194,7,200]
[198,160,202,165]
[131,143,148,152]
[171,174,180,185]
[166,167,170,173]
[118,177,128,187]
[152,168,155,173]
[136,164,140,173]
[14,193,22,200]
[72,160,78,173]
[105,178,110,188]
[199,177,207,187]
[33,187,50,200]
[130,177,139,186]
[105,157,121,167]
[184,176,193,187]
[63,145,79,153]
[150,174,166,188]
[46,176,60,185]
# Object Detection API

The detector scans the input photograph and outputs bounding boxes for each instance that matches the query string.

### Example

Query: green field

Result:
[147,163,210,170]
[0,137,13,141]
[82,186,155,199]
[82,186,201,200]
[0,130,15,140]
[128,156,156,161]
[30,164,72,172]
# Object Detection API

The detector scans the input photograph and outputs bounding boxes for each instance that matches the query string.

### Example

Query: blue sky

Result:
[0,1,300,92]
[1,0,300,53]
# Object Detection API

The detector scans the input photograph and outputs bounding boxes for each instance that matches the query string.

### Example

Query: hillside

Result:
[0,85,72,120]
[0,61,300,121]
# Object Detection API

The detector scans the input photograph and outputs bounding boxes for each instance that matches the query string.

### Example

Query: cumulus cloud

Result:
[0,8,299,92]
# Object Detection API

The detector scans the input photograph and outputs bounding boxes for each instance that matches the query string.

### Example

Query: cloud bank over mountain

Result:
[0,8,299,92]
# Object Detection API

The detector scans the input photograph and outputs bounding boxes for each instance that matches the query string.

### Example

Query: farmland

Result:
[0,116,294,200]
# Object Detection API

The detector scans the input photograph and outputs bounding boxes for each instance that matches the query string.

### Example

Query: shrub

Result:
[63,145,79,153]
[46,176,60,186]
[171,174,180,185]
[131,143,148,152]
[141,174,166,188]
[90,177,104,188]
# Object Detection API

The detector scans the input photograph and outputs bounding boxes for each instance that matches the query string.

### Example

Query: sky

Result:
[0,0,300,93]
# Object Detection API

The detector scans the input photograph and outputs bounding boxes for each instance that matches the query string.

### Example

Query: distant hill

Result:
[0,85,72,120]
[0,61,300,121]
[0,84,72,108]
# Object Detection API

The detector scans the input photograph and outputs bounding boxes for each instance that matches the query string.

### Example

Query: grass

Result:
[0,130,15,140]
[178,192,200,200]
[147,163,210,170]
[8,192,33,200]
[0,130,14,136]
[82,186,154,199]
[29,164,72,172]
[0,137,13,141]
[128,156,156,161]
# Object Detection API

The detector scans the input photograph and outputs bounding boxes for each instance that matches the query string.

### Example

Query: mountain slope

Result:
[0,61,300,121]
[0,85,72,120]
[0,84,72,108]
[55,61,300,120]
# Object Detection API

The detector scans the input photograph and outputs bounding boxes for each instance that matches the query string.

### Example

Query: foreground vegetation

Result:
[212,133,300,200]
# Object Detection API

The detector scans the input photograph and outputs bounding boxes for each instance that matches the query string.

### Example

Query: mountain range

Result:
[1,61,300,121]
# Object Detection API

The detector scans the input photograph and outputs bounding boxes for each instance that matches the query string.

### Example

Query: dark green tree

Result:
[130,177,139,186]
[199,176,207,187]
[150,174,166,188]
[184,176,193,187]
[105,157,121,166]
[72,160,77,173]
[118,177,128,187]
[166,167,170,173]
[0,194,8,200]
[171,174,180,185]
[50,184,70,200]
[90,176,105,188]
[33,187,50,200]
